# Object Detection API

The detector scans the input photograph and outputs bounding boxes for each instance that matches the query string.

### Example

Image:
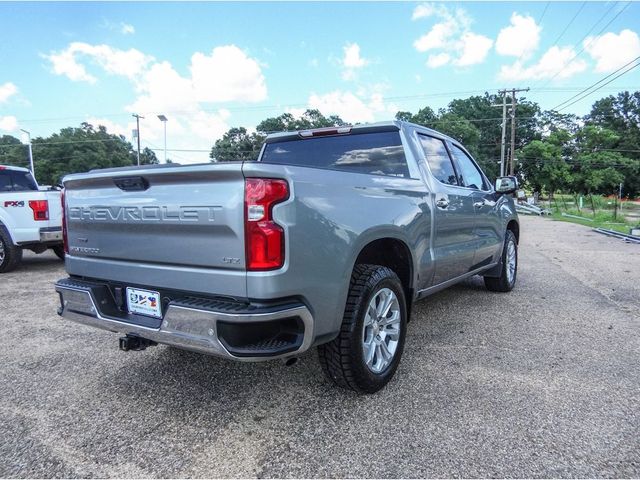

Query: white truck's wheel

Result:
[0,227,23,273]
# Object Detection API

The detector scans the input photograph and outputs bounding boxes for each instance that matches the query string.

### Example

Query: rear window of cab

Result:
[261,131,410,178]
[0,170,38,192]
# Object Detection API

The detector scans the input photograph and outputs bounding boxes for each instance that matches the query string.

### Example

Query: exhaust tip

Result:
[284,357,298,367]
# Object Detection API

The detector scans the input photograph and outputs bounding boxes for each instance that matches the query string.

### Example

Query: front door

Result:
[447,142,503,269]
[417,134,477,286]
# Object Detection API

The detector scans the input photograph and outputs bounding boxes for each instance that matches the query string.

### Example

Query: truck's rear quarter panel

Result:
[243,161,431,340]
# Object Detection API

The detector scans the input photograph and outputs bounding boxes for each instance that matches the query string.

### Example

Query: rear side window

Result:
[0,172,12,192]
[262,131,410,178]
[10,170,38,191]
[418,134,458,186]
[449,144,488,191]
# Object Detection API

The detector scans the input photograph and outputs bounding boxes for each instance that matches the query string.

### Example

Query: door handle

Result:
[474,200,485,209]
[436,198,449,209]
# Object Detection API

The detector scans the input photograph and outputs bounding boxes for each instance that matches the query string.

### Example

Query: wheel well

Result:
[354,238,413,312]
[507,220,519,243]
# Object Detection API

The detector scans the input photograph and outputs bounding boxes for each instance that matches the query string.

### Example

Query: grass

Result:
[549,208,632,234]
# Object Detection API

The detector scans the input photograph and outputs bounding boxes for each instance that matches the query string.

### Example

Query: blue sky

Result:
[0,1,639,163]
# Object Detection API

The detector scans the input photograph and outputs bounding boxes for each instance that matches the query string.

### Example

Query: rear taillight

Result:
[61,190,68,254]
[28,200,49,221]
[244,178,289,271]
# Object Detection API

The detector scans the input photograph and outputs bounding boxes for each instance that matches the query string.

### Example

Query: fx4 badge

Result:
[4,201,25,207]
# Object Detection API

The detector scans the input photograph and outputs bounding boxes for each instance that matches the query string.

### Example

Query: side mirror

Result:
[495,176,518,194]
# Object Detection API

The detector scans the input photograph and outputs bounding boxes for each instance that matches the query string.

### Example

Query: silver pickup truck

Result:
[55,121,519,393]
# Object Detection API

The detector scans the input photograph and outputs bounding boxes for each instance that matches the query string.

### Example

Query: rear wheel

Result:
[52,245,65,260]
[0,228,23,273]
[484,230,517,292]
[318,264,407,394]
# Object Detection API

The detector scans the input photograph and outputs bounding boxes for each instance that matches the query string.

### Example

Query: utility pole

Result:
[158,115,168,163]
[492,88,529,177]
[132,113,144,166]
[509,89,517,175]
[20,129,35,179]
[499,93,507,177]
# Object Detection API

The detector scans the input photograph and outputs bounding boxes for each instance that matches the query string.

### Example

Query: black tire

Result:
[318,264,407,394]
[52,245,65,260]
[484,230,518,292]
[0,227,23,273]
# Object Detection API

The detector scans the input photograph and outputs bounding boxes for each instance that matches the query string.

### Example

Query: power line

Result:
[536,1,631,88]
[555,60,640,112]
[551,56,640,111]
[548,1,587,49]
[5,86,636,127]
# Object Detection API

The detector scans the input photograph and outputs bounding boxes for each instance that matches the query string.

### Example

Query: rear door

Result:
[447,142,502,268]
[417,134,477,285]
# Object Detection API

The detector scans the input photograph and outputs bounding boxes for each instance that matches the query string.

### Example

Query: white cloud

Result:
[45,42,153,83]
[495,13,541,59]
[341,43,369,80]
[413,5,492,68]
[45,46,96,83]
[308,58,319,68]
[454,32,494,66]
[498,46,587,81]
[343,43,367,69]
[285,107,307,119]
[584,29,640,73]
[414,23,454,52]
[412,3,436,21]
[86,117,132,138]
[307,90,395,124]
[426,52,451,68]
[0,82,18,103]
[190,45,267,103]
[47,42,267,163]
[120,23,135,35]
[0,115,18,132]
[101,19,135,35]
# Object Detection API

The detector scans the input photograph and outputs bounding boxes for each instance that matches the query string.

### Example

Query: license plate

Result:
[126,287,162,318]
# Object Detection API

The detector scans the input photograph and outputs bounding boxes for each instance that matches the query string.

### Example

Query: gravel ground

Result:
[1,216,638,478]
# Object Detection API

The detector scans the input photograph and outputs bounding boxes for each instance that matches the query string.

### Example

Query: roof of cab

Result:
[264,119,455,144]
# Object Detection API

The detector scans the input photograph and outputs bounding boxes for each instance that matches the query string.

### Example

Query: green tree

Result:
[140,147,159,165]
[209,127,263,162]
[32,123,136,185]
[517,130,572,195]
[0,135,28,168]
[433,113,481,158]
[211,109,346,162]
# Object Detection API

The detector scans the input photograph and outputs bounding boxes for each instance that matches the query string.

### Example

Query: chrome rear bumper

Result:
[40,227,62,242]
[55,278,313,361]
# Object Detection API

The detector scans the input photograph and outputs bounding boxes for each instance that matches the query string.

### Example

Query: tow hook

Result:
[119,335,157,352]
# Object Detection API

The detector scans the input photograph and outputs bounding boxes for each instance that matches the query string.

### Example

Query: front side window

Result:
[449,144,487,191]
[11,171,38,191]
[262,131,410,178]
[418,134,458,186]
[0,172,12,191]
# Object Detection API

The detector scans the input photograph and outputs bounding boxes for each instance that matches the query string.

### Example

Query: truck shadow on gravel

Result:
[93,277,493,408]
[14,252,64,272]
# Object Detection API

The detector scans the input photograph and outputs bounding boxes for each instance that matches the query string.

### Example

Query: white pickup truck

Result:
[0,165,64,272]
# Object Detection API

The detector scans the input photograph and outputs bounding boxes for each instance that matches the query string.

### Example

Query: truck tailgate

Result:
[63,163,247,297]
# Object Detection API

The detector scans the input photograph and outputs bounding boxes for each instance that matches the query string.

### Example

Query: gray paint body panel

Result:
[59,121,518,355]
